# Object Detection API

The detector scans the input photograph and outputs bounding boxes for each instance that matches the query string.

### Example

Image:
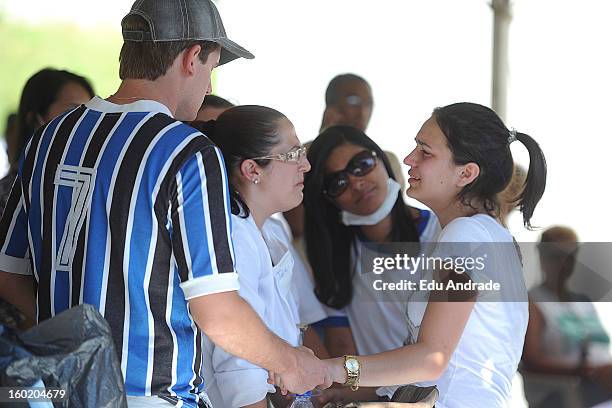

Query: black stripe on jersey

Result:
[201,148,234,274]
[70,113,122,308]
[0,176,22,243]
[166,143,225,283]
[169,174,189,284]
[20,125,46,212]
[150,137,215,395]
[149,175,176,396]
[39,106,87,321]
[104,113,176,359]
[192,330,203,391]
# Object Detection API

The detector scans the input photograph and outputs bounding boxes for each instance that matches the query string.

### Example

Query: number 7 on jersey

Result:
[54,165,96,272]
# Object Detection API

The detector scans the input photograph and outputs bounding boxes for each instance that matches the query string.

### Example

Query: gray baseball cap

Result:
[121,0,254,65]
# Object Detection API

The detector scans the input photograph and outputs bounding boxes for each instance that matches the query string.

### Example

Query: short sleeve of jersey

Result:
[0,173,32,275]
[171,145,239,299]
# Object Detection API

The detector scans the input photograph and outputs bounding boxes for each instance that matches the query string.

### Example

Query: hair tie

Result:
[508,128,518,144]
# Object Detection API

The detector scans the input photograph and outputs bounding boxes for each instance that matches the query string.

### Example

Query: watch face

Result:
[346,358,359,372]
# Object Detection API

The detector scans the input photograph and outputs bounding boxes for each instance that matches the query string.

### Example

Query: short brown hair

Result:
[119,15,220,80]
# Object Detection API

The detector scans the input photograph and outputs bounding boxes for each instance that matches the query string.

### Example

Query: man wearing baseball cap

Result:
[0,1,329,406]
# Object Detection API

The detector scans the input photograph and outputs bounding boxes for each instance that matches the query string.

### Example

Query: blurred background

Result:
[1,1,611,405]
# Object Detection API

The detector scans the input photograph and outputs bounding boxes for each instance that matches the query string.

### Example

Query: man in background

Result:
[319,73,373,133]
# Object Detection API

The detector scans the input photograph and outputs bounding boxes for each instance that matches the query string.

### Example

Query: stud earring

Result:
[253,179,260,185]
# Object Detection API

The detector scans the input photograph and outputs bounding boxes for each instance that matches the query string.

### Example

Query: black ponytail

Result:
[433,102,547,230]
[514,132,547,229]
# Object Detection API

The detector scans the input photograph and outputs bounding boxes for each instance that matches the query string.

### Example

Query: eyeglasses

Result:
[323,150,378,198]
[250,145,308,163]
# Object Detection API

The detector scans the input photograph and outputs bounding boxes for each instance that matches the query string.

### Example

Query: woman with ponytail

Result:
[311,102,547,407]
[193,105,313,408]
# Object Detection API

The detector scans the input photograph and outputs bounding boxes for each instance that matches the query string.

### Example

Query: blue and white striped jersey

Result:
[0,97,238,406]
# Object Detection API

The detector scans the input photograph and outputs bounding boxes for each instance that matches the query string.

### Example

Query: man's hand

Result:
[268,346,333,395]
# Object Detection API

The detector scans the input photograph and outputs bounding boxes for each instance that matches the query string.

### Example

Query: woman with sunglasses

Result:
[193,105,312,408]
[304,102,547,407]
[302,125,440,401]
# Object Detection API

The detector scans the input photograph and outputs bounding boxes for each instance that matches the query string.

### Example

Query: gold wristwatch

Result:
[343,355,361,391]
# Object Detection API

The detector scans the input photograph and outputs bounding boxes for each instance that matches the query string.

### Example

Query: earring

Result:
[253,179,260,185]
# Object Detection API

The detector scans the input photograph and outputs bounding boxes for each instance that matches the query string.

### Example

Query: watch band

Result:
[343,355,360,391]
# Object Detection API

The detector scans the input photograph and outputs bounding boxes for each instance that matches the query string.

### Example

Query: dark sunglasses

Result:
[323,150,378,198]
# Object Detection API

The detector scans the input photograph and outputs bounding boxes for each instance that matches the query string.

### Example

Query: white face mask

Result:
[340,178,401,226]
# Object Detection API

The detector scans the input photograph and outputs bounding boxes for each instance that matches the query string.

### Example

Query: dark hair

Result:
[4,113,17,139]
[194,105,287,217]
[325,73,370,106]
[304,125,420,309]
[13,68,94,169]
[539,226,578,244]
[119,15,220,81]
[200,94,234,111]
[433,102,546,229]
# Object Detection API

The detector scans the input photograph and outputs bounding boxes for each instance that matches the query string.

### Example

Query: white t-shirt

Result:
[391,214,528,408]
[202,215,300,407]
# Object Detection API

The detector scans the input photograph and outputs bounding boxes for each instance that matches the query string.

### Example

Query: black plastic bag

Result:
[0,304,127,408]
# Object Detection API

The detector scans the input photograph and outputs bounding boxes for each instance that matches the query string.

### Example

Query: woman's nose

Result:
[349,174,366,191]
[404,149,417,166]
[299,157,311,172]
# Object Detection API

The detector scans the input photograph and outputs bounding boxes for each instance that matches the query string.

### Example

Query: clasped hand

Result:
[267,346,334,395]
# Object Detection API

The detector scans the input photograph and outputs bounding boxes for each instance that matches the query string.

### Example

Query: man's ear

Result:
[457,162,480,187]
[239,159,261,183]
[181,44,202,76]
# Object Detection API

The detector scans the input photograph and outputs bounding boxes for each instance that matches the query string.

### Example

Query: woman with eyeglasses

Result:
[192,105,312,408]
[301,125,440,401]
[301,103,547,407]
